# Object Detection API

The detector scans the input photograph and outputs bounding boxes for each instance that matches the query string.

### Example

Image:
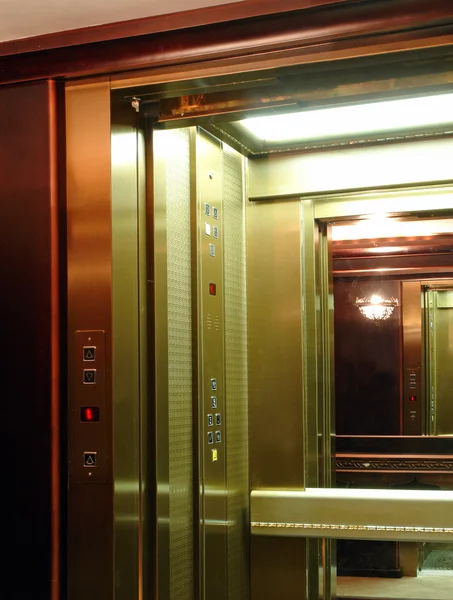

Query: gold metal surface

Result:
[399,542,419,577]
[248,140,453,201]
[152,127,196,600]
[314,185,453,220]
[301,200,320,490]
[151,127,170,600]
[111,102,144,599]
[246,199,305,599]
[66,80,114,600]
[251,488,453,542]
[137,118,149,600]
[402,281,423,435]
[195,129,227,600]
[222,144,250,600]
[425,286,453,436]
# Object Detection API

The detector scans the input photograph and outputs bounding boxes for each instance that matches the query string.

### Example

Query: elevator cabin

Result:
[66,53,453,600]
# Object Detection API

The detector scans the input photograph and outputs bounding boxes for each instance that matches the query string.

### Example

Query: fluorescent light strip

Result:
[332,218,453,241]
[239,93,453,143]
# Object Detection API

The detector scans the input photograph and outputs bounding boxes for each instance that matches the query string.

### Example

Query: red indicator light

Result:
[409,396,417,402]
[209,282,217,296]
[81,406,100,422]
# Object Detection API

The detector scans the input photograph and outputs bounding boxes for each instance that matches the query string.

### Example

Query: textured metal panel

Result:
[222,144,250,600]
[165,128,195,600]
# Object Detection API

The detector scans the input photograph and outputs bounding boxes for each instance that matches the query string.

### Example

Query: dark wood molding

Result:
[0,0,359,57]
[0,79,61,598]
[1,0,453,86]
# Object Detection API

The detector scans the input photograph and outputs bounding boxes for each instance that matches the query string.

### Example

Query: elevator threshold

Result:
[337,573,453,600]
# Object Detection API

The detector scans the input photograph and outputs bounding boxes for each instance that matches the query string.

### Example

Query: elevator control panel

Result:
[207,376,223,450]
[72,330,107,482]
[403,367,422,434]
[198,131,227,600]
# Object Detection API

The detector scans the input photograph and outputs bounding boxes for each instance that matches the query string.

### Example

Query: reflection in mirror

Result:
[332,216,453,439]
[331,216,453,595]
[336,539,453,599]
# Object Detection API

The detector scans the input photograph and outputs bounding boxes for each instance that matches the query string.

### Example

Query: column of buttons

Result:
[82,343,98,469]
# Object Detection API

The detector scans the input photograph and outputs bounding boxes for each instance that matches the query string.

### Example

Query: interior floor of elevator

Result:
[337,573,453,599]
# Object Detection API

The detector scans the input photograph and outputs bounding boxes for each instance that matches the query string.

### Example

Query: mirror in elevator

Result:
[332,216,453,439]
[335,539,453,599]
[331,216,453,587]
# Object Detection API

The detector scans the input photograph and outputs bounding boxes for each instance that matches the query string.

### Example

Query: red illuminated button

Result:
[80,406,100,422]
[209,282,217,296]
[409,396,417,402]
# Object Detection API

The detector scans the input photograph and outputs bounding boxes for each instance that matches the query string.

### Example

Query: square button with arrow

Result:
[83,369,97,384]
[83,346,96,361]
[83,452,97,467]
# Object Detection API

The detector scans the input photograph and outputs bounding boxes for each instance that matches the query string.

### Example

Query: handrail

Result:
[251,488,453,542]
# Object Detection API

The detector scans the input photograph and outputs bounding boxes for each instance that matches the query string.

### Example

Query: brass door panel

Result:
[111,104,147,600]
[426,287,453,436]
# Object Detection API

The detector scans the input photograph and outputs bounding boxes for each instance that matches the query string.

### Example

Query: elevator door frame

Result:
[252,186,453,599]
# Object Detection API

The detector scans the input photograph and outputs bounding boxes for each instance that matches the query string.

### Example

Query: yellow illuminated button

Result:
[212,449,218,462]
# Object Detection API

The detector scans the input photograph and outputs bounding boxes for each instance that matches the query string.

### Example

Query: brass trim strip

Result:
[252,522,453,534]
[336,457,453,471]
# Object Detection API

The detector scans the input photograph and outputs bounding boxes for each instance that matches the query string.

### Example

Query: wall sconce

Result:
[355,294,398,322]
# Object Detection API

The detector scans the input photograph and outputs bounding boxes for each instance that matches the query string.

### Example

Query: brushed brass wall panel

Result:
[248,139,453,201]
[222,144,250,600]
[196,129,228,600]
[247,199,305,600]
[251,536,305,600]
[66,81,114,600]
[426,288,453,436]
[153,128,195,600]
[247,199,304,489]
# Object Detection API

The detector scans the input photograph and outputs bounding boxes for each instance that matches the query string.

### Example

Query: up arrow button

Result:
[83,346,96,361]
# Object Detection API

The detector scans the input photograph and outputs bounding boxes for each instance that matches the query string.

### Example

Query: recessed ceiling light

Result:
[239,93,453,143]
